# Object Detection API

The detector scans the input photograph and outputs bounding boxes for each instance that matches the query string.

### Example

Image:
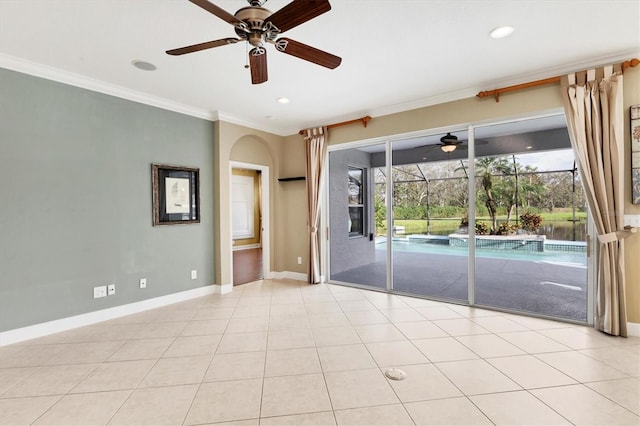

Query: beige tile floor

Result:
[1,279,639,425]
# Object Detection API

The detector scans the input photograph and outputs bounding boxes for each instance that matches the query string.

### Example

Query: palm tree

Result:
[475,156,512,233]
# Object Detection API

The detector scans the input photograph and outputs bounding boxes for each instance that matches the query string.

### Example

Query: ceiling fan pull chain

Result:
[244,42,250,69]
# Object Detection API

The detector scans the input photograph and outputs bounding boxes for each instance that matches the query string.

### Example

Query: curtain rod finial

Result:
[622,58,640,71]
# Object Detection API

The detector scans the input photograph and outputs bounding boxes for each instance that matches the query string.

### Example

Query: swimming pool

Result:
[378,237,587,267]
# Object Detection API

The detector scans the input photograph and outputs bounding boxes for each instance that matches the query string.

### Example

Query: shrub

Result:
[475,222,490,235]
[393,205,426,220]
[495,221,518,236]
[460,216,490,235]
[374,197,386,230]
[520,212,543,233]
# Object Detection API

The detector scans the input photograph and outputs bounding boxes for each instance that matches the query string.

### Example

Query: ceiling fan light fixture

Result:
[441,144,457,153]
[489,25,514,39]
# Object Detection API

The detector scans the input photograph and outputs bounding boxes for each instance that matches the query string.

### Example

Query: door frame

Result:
[323,110,596,325]
[230,161,271,280]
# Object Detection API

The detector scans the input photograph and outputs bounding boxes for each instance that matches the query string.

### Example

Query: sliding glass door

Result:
[326,114,590,323]
[328,143,387,289]
[390,136,468,302]
[472,119,588,321]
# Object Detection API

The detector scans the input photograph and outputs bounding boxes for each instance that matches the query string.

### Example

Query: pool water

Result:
[380,239,587,267]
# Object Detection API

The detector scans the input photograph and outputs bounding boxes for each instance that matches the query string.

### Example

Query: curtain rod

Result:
[476,58,640,102]
[299,116,371,135]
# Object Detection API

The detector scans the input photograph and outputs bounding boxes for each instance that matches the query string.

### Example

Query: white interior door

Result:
[232,174,254,240]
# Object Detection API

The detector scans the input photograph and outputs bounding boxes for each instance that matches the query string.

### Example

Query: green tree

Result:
[497,162,546,223]
[474,156,512,233]
[374,195,386,232]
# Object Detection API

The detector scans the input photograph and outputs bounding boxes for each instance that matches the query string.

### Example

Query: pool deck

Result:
[330,248,588,322]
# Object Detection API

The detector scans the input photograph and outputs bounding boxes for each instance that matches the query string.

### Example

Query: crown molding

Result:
[3,50,637,138]
[364,50,640,127]
[0,53,293,136]
[0,53,219,121]
[216,111,287,136]
[368,87,479,120]
[476,50,640,92]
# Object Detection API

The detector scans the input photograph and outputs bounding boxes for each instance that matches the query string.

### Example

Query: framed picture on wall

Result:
[631,105,640,204]
[152,163,200,225]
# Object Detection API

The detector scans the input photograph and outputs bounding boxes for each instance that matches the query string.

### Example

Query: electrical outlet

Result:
[139,278,147,289]
[93,286,107,299]
[107,284,115,296]
[191,270,197,280]
[297,256,302,265]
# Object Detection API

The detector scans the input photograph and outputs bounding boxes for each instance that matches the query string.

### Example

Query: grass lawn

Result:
[382,211,587,236]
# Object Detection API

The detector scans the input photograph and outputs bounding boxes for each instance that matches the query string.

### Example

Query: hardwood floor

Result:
[233,247,263,285]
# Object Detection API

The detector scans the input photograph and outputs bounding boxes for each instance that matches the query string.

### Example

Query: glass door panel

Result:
[472,118,588,321]
[328,143,387,289]
[390,136,468,302]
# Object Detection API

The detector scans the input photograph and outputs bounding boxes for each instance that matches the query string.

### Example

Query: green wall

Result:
[0,69,215,332]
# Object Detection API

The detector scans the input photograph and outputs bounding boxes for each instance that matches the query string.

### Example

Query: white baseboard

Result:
[9,277,630,345]
[214,283,234,294]
[0,285,218,347]
[271,271,307,282]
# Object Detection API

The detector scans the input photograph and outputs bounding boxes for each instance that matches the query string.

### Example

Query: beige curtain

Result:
[561,66,631,336]
[304,127,328,284]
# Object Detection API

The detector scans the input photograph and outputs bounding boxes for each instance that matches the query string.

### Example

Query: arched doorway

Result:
[230,161,270,285]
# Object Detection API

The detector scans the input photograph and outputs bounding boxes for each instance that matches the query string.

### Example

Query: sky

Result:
[514,148,575,172]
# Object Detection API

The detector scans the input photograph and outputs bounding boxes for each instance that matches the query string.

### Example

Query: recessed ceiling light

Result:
[489,26,514,39]
[132,60,157,71]
[276,97,290,104]
[526,146,533,150]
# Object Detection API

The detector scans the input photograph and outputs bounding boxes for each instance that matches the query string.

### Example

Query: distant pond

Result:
[539,220,587,241]
[426,220,587,242]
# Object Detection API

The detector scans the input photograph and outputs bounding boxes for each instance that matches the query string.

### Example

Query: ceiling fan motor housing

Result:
[234,6,277,46]
[441,133,459,145]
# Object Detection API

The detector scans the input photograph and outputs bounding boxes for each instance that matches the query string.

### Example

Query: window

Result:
[348,166,365,237]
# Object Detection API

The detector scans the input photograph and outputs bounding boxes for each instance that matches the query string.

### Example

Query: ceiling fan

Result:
[439,133,461,153]
[436,133,488,153]
[166,0,342,84]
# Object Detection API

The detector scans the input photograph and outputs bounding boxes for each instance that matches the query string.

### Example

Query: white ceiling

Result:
[1,0,638,136]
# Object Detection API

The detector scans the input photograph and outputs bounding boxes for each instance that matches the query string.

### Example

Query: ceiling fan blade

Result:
[166,38,239,55]
[448,139,489,146]
[188,0,242,25]
[275,38,341,69]
[265,0,331,33]
[249,47,268,84]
